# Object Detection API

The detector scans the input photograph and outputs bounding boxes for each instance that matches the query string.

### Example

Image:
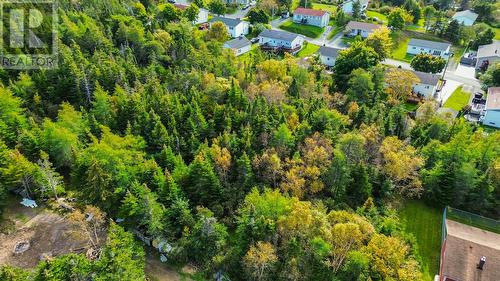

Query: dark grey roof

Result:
[224,37,251,49]
[319,46,342,58]
[409,38,451,51]
[259,29,301,42]
[210,16,243,27]
[414,70,440,86]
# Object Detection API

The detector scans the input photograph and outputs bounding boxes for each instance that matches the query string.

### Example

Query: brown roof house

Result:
[481,87,500,128]
[439,207,500,281]
[292,8,330,28]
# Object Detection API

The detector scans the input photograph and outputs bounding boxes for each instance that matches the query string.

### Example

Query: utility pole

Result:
[440,52,454,103]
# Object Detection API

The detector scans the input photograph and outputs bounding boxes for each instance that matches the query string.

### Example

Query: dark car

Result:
[168,0,176,3]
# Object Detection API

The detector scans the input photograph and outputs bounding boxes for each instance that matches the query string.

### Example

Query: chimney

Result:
[477,256,486,270]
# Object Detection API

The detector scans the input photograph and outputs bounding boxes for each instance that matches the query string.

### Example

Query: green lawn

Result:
[444,86,471,111]
[296,42,320,58]
[312,3,337,15]
[486,24,500,40]
[279,20,324,38]
[366,10,388,23]
[390,32,411,62]
[399,201,442,281]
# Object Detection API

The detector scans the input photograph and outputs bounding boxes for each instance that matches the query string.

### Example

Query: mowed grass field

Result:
[279,20,324,38]
[399,201,442,281]
[296,42,320,57]
[444,86,471,111]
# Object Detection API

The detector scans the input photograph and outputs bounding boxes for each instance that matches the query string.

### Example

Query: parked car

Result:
[250,37,259,44]
[281,12,289,19]
[242,5,250,10]
[167,0,176,3]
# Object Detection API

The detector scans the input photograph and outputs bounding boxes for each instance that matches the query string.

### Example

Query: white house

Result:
[226,0,251,5]
[475,41,500,70]
[407,38,451,59]
[210,17,249,38]
[412,71,441,99]
[451,10,478,26]
[223,37,252,56]
[258,29,304,53]
[318,46,342,67]
[174,4,208,25]
[345,21,382,38]
[292,8,330,28]
[341,0,369,15]
[482,87,500,128]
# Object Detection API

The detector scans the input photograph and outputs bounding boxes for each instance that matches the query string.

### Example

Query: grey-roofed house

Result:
[258,29,304,54]
[412,70,441,98]
[318,46,342,67]
[345,21,382,38]
[210,17,249,38]
[407,38,451,59]
[452,10,478,26]
[475,41,500,70]
[223,37,252,56]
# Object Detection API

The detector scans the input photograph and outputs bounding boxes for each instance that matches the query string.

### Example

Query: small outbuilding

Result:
[318,46,342,67]
[482,87,500,128]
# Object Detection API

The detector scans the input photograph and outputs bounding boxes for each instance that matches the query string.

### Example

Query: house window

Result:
[433,50,441,56]
[412,47,416,49]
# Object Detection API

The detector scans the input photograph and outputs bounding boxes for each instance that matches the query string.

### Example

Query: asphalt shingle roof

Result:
[210,16,243,27]
[414,70,440,86]
[224,37,251,49]
[477,41,500,59]
[409,38,451,51]
[345,21,382,32]
[259,29,301,42]
[319,46,342,58]
[486,87,500,110]
[294,8,327,17]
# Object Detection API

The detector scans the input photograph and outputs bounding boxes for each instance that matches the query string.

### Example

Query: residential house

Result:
[223,37,252,56]
[475,41,500,70]
[341,0,369,15]
[451,9,478,26]
[482,87,500,128]
[210,17,249,38]
[406,38,451,59]
[318,46,342,67]
[412,71,441,98]
[226,0,251,6]
[292,8,330,28]
[174,4,208,25]
[439,207,500,281]
[345,21,382,38]
[258,29,304,54]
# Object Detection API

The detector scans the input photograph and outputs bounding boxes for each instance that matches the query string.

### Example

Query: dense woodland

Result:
[0,0,499,280]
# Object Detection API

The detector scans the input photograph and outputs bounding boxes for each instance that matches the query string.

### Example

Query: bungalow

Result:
[475,41,500,70]
[451,10,478,26]
[292,8,330,28]
[318,46,342,67]
[482,87,500,128]
[341,0,369,15]
[174,4,208,25]
[223,37,252,56]
[345,21,382,38]
[412,71,441,99]
[406,38,451,59]
[226,0,251,5]
[210,17,249,38]
[258,29,304,53]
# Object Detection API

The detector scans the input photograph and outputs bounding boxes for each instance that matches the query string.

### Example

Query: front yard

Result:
[390,32,412,62]
[296,42,320,58]
[279,20,324,38]
[443,86,471,111]
[366,10,388,23]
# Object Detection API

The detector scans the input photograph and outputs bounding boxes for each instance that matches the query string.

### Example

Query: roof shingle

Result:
[409,38,451,51]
